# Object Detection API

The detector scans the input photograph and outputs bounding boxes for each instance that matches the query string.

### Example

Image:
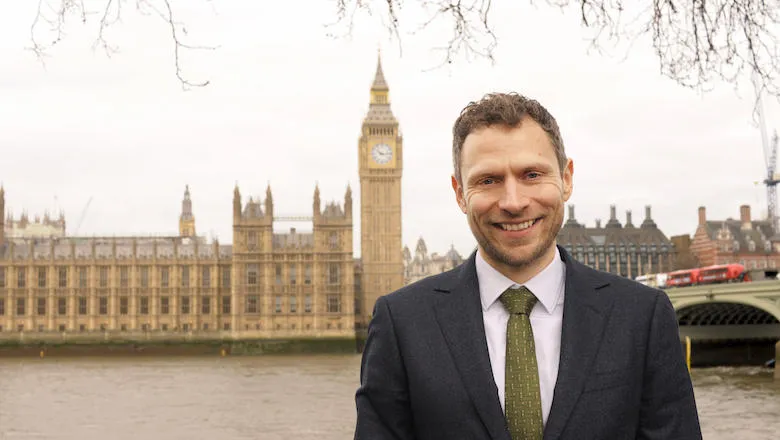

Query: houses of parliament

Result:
[0,57,404,339]
[0,55,684,342]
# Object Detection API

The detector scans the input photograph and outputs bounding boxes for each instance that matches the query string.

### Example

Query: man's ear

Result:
[451,175,467,213]
[562,159,574,201]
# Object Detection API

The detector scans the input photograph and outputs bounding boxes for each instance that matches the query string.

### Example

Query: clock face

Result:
[371,143,393,164]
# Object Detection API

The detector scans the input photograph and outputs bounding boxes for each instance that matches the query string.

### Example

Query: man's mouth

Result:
[496,218,539,231]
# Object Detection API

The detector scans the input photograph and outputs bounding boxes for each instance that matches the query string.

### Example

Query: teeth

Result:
[500,220,535,231]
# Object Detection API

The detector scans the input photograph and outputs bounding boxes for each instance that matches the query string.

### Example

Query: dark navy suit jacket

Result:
[354,246,702,439]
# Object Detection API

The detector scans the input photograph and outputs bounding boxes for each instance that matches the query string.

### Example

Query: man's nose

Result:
[497,180,531,213]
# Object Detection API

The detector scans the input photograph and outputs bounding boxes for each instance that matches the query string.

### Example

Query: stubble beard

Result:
[472,208,564,272]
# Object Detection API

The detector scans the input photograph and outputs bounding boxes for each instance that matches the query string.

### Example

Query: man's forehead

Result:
[462,125,554,160]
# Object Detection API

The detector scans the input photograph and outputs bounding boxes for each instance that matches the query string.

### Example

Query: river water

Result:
[0,355,777,439]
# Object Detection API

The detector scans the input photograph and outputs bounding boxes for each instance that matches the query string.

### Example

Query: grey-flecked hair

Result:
[452,92,567,185]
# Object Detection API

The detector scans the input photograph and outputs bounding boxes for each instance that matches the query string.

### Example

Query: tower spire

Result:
[366,52,396,122]
[372,50,388,92]
[179,184,195,237]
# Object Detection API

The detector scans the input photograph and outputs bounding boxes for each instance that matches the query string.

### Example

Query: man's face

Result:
[451,119,573,280]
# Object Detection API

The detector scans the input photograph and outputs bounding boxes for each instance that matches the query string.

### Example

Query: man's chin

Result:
[490,241,555,267]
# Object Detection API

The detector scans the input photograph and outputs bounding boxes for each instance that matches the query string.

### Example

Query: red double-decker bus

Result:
[666,268,701,288]
[698,263,749,284]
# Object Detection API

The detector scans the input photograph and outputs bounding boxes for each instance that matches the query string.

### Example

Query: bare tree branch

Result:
[27,0,216,89]
[327,0,780,104]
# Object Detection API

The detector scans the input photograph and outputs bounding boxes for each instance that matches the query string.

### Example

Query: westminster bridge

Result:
[664,279,780,376]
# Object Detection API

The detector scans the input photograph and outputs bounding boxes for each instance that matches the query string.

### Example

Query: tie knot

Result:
[499,286,537,315]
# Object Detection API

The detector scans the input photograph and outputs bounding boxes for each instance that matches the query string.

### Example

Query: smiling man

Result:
[354,92,702,440]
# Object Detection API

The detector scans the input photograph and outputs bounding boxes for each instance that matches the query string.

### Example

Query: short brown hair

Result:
[451,92,567,185]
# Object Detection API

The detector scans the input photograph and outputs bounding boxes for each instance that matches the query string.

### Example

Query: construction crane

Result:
[754,74,780,232]
[73,197,93,236]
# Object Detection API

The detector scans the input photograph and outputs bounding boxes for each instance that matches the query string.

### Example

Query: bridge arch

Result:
[673,298,780,326]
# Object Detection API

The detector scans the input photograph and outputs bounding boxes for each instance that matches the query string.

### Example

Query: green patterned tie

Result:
[499,286,543,440]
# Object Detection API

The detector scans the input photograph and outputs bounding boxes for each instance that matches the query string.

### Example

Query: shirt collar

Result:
[476,246,565,315]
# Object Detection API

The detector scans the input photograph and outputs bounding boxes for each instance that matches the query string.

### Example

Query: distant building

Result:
[4,208,66,239]
[690,205,780,269]
[557,204,675,279]
[669,234,699,270]
[403,237,465,285]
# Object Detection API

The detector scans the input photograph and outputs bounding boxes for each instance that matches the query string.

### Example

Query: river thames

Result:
[0,355,777,439]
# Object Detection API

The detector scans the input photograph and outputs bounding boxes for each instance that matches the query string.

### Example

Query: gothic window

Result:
[246,264,258,285]
[201,266,211,288]
[17,267,26,288]
[327,295,341,313]
[221,267,231,288]
[58,267,68,288]
[304,264,312,285]
[245,295,258,314]
[180,266,190,288]
[99,266,109,288]
[120,266,129,288]
[329,264,340,284]
[37,267,47,288]
[140,266,149,288]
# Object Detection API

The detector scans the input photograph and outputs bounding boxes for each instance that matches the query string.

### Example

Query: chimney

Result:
[606,204,622,228]
[641,205,657,229]
[626,210,634,227]
[698,206,706,226]
[595,219,601,228]
[740,205,752,229]
[568,205,575,220]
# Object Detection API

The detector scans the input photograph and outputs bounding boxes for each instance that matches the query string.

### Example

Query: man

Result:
[354,92,702,440]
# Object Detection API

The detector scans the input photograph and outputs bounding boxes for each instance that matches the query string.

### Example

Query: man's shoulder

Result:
[380,264,463,306]
[572,261,666,303]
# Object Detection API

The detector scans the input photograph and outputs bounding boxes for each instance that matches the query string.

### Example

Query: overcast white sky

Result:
[1,0,778,258]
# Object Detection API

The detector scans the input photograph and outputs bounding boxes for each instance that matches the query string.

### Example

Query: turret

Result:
[345,184,352,218]
[265,183,274,218]
[233,184,241,221]
[313,184,321,219]
[179,185,196,237]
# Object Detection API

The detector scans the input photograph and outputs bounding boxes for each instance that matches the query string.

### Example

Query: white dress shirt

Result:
[476,246,566,426]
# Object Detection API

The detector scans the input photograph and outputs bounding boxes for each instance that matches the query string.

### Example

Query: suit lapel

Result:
[433,252,511,440]
[543,247,615,440]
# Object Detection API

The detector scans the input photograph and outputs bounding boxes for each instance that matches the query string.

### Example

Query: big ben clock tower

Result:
[358,54,404,327]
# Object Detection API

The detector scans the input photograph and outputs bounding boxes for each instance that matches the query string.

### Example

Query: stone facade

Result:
[557,204,675,278]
